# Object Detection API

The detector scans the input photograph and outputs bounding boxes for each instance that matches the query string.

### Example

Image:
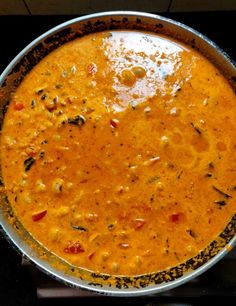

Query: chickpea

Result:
[66,182,74,189]
[4,136,16,147]
[131,66,146,78]
[36,179,46,192]
[52,178,64,193]
[94,189,101,194]
[170,107,177,116]
[134,255,142,266]
[73,213,83,222]
[129,263,136,271]
[186,245,194,253]
[76,170,83,179]
[22,192,31,204]
[144,106,151,113]
[19,179,27,187]
[73,190,84,204]
[43,120,53,128]
[116,185,124,193]
[161,248,169,255]
[160,135,169,147]
[52,134,61,141]
[56,206,70,217]
[111,262,120,273]
[49,227,60,242]
[45,99,56,111]
[156,181,164,191]
[120,69,136,87]
[22,173,28,179]
[101,251,110,261]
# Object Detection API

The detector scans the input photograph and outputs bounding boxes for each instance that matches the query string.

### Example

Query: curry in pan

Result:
[1,31,236,276]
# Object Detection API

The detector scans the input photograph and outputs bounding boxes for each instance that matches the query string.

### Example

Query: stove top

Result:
[0,12,236,305]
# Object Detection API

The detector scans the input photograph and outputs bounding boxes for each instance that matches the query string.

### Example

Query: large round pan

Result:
[0,11,236,297]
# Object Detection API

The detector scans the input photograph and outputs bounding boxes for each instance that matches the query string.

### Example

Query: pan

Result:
[0,11,236,296]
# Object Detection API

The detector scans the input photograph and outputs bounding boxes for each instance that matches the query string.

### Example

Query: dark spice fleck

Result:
[55,84,62,89]
[0,176,4,186]
[2,195,10,205]
[205,173,213,178]
[177,170,183,179]
[41,140,48,145]
[167,162,175,169]
[41,94,47,100]
[108,224,115,230]
[39,151,45,158]
[36,89,44,95]
[208,162,214,169]
[174,252,180,260]
[187,229,197,238]
[150,194,154,203]
[24,157,35,171]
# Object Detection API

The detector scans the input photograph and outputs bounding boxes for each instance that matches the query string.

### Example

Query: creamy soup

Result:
[1,31,236,276]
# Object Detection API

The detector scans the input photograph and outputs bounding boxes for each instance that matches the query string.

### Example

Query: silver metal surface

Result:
[0,11,236,297]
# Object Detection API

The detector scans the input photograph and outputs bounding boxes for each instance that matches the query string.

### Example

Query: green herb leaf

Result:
[214,200,227,206]
[68,115,86,126]
[191,122,201,135]
[72,225,87,232]
[212,185,232,199]
[24,157,35,171]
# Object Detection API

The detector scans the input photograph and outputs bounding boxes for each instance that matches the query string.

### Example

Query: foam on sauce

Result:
[1,31,236,275]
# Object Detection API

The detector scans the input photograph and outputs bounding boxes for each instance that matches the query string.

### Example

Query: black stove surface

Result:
[0,12,236,306]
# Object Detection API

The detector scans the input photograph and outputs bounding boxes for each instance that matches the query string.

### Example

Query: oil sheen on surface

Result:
[1,31,236,276]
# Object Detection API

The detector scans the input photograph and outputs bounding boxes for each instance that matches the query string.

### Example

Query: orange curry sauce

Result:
[1,31,236,275]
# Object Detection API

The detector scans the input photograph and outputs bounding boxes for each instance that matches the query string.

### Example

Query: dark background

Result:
[0,11,236,306]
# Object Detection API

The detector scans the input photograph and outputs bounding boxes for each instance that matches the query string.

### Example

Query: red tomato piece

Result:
[32,210,47,222]
[27,151,36,157]
[88,252,95,260]
[110,118,119,128]
[64,242,85,254]
[14,102,24,111]
[169,212,184,223]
